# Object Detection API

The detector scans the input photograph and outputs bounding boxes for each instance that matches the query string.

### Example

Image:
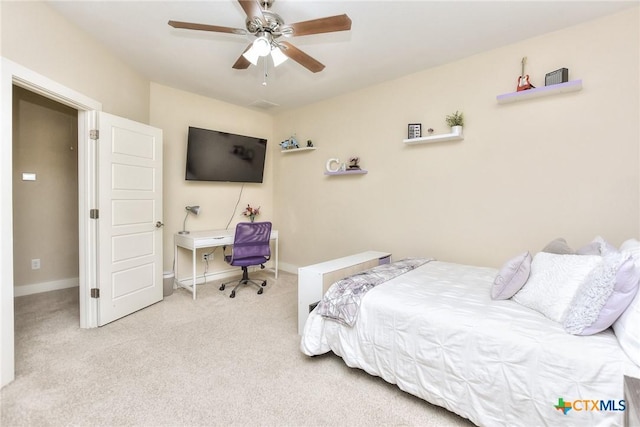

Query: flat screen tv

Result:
[185,126,267,183]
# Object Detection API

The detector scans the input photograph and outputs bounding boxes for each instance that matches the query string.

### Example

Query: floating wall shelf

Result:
[281,147,316,154]
[404,129,464,145]
[324,169,368,176]
[496,79,583,104]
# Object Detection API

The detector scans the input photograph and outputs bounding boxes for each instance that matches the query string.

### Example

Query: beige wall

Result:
[273,7,640,268]
[12,86,78,287]
[1,0,150,295]
[149,83,275,274]
[1,1,149,122]
[1,2,638,275]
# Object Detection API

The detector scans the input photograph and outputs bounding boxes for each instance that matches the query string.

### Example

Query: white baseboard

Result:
[14,263,300,297]
[174,266,265,286]
[277,262,299,274]
[14,278,79,297]
[173,263,298,288]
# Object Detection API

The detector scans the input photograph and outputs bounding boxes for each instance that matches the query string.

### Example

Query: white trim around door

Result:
[0,57,102,388]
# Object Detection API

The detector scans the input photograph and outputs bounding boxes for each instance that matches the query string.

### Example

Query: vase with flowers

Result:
[242,204,260,222]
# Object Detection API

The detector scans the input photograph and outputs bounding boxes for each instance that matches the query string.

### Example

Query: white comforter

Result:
[301,261,640,427]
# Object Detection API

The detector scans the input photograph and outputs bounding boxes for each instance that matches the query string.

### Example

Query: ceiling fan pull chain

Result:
[262,57,268,86]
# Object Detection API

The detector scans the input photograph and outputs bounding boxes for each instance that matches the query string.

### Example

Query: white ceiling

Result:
[47,0,636,114]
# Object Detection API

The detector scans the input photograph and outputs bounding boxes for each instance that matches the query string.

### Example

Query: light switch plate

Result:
[22,173,36,181]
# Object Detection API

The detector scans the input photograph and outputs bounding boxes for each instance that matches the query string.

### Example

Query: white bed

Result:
[301,260,640,427]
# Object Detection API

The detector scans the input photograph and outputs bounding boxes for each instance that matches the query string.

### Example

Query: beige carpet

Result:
[1,271,473,426]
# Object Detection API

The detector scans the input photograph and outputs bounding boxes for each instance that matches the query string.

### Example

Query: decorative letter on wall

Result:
[325,158,340,173]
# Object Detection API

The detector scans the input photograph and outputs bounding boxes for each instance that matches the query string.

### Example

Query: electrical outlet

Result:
[202,253,212,262]
[31,259,41,270]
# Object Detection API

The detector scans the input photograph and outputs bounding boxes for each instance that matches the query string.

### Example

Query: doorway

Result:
[2,58,163,389]
[1,58,102,387]
[12,86,80,298]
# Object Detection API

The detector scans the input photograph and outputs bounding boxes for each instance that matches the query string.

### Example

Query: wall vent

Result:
[248,99,279,110]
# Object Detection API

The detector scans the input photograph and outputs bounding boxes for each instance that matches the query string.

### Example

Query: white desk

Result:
[174,228,279,299]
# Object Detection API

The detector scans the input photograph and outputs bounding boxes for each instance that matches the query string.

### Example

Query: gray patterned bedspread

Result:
[316,258,434,326]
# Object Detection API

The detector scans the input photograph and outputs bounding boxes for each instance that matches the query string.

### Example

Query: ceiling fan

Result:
[168,0,352,73]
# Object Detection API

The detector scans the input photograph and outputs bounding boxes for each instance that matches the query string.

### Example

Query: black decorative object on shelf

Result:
[545,68,569,86]
[348,157,361,170]
[408,123,421,139]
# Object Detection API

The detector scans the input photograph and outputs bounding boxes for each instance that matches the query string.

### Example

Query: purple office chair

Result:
[219,221,272,298]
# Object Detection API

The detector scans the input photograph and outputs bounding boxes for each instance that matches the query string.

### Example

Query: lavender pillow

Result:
[564,252,640,335]
[491,252,532,300]
[542,238,574,254]
[613,239,640,365]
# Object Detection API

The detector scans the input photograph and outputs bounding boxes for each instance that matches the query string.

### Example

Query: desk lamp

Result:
[179,205,200,234]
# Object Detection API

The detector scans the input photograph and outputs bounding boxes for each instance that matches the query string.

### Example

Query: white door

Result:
[97,112,163,326]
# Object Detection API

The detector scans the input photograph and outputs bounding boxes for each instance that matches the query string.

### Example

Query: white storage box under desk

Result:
[297,251,391,334]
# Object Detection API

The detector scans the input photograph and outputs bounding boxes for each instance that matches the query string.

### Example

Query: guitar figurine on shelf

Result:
[517,56,535,92]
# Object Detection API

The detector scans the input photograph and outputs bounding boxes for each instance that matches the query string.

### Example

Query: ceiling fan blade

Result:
[279,41,325,73]
[232,44,253,70]
[289,14,352,37]
[168,20,246,35]
[238,0,265,24]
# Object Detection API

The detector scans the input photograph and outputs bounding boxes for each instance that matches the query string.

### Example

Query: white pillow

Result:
[512,252,602,322]
[620,238,640,260]
[576,235,617,256]
[613,238,640,366]
[613,291,640,366]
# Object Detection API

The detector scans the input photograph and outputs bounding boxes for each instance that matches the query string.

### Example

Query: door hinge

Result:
[90,209,99,219]
[91,288,100,298]
[90,129,99,140]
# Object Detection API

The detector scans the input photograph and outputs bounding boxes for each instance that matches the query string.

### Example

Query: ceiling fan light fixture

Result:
[242,45,260,66]
[170,1,352,74]
[253,35,272,57]
[271,47,288,67]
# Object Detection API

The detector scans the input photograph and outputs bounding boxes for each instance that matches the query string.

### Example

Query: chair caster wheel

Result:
[219,284,225,291]
[258,288,263,295]
[261,281,267,287]
[230,291,235,298]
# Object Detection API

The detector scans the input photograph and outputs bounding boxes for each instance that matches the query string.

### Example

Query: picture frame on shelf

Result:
[408,123,421,139]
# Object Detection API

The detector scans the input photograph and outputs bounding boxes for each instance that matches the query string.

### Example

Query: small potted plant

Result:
[445,111,464,135]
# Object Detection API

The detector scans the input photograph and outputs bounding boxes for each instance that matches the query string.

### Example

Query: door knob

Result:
[155,221,164,228]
